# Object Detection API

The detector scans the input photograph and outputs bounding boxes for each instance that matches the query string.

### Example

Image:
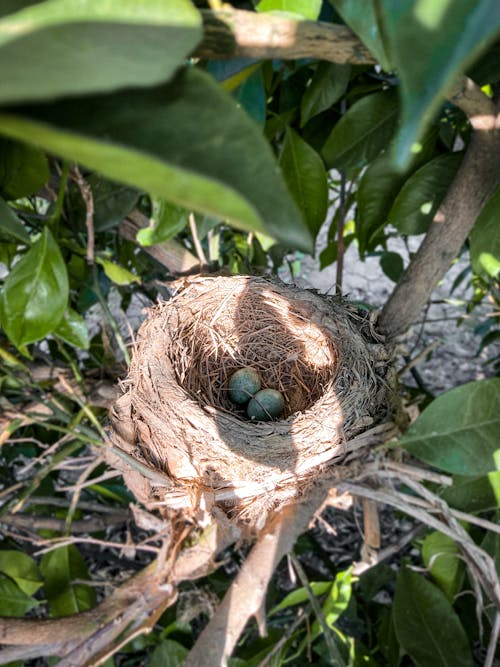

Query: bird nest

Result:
[107,275,394,529]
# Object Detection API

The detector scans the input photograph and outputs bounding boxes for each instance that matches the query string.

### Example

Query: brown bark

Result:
[195,8,375,64]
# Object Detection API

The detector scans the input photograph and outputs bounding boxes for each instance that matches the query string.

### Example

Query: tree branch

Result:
[378,100,500,339]
[195,8,375,64]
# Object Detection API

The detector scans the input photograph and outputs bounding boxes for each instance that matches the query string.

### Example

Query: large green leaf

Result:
[400,379,500,475]
[380,0,500,168]
[470,185,500,280]
[40,545,96,617]
[442,473,500,513]
[0,227,69,347]
[0,196,30,243]
[0,69,311,251]
[301,63,350,126]
[0,0,201,103]
[393,568,473,667]
[422,532,464,602]
[322,89,399,170]
[328,0,392,70]
[387,152,462,235]
[0,138,49,200]
[0,573,40,617]
[279,127,328,238]
[0,550,43,596]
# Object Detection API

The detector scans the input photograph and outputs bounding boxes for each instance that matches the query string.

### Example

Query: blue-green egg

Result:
[247,388,285,421]
[228,367,261,405]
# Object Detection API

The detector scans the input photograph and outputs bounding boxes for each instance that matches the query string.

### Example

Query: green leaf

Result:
[0,138,49,200]
[470,185,500,280]
[0,68,312,252]
[301,63,350,126]
[0,573,40,617]
[280,127,328,238]
[393,568,473,667]
[0,227,69,347]
[234,68,266,127]
[380,251,404,282]
[322,89,399,170]
[388,153,462,235]
[257,0,322,20]
[0,550,43,596]
[442,473,500,513]
[88,174,139,232]
[0,196,30,243]
[148,639,188,667]
[329,0,392,70]
[55,308,90,349]
[96,257,141,286]
[319,567,353,629]
[270,581,331,615]
[136,199,189,246]
[40,545,96,617]
[400,378,500,475]
[0,0,202,104]
[422,532,464,601]
[380,0,500,168]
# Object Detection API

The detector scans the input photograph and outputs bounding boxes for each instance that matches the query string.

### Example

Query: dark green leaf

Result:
[422,532,464,601]
[235,68,266,126]
[393,568,473,667]
[0,0,202,103]
[442,473,500,513]
[257,0,322,20]
[137,199,189,246]
[400,378,500,476]
[301,63,350,126]
[40,545,96,617]
[470,185,500,280]
[280,127,328,238]
[148,639,188,667]
[0,227,69,347]
[322,89,399,170]
[388,153,462,235]
[0,68,312,251]
[0,138,49,199]
[0,573,39,617]
[380,251,404,282]
[329,0,392,70]
[380,0,500,168]
[88,174,139,232]
[54,308,90,349]
[0,550,42,596]
[0,196,30,243]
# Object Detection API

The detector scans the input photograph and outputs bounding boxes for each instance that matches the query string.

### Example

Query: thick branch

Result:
[184,484,331,667]
[195,8,375,64]
[379,105,500,339]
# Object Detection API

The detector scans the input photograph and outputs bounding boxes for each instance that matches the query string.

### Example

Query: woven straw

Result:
[107,275,393,528]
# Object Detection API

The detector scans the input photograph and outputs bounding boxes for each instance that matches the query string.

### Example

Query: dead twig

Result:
[72,166,95,265]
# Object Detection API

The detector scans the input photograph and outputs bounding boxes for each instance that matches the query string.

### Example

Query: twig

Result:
[189,212,208,266]
[336,102,347,296]
[33,535,160,557]
[353,524,424,576]
[72,166,95,265]
[485,612,500,667]
[256,607,308,667]
[398,340,441,376]
[0,511,128,534]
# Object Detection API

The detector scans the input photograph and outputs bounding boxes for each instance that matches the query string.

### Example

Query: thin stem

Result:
[91,265,131,366]
[49,160,70,233]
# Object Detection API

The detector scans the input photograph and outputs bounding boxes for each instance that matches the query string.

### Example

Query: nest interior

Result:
[108,275,393,524]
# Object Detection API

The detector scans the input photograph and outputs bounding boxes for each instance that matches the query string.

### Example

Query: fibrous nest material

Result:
[108,275,393,528]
